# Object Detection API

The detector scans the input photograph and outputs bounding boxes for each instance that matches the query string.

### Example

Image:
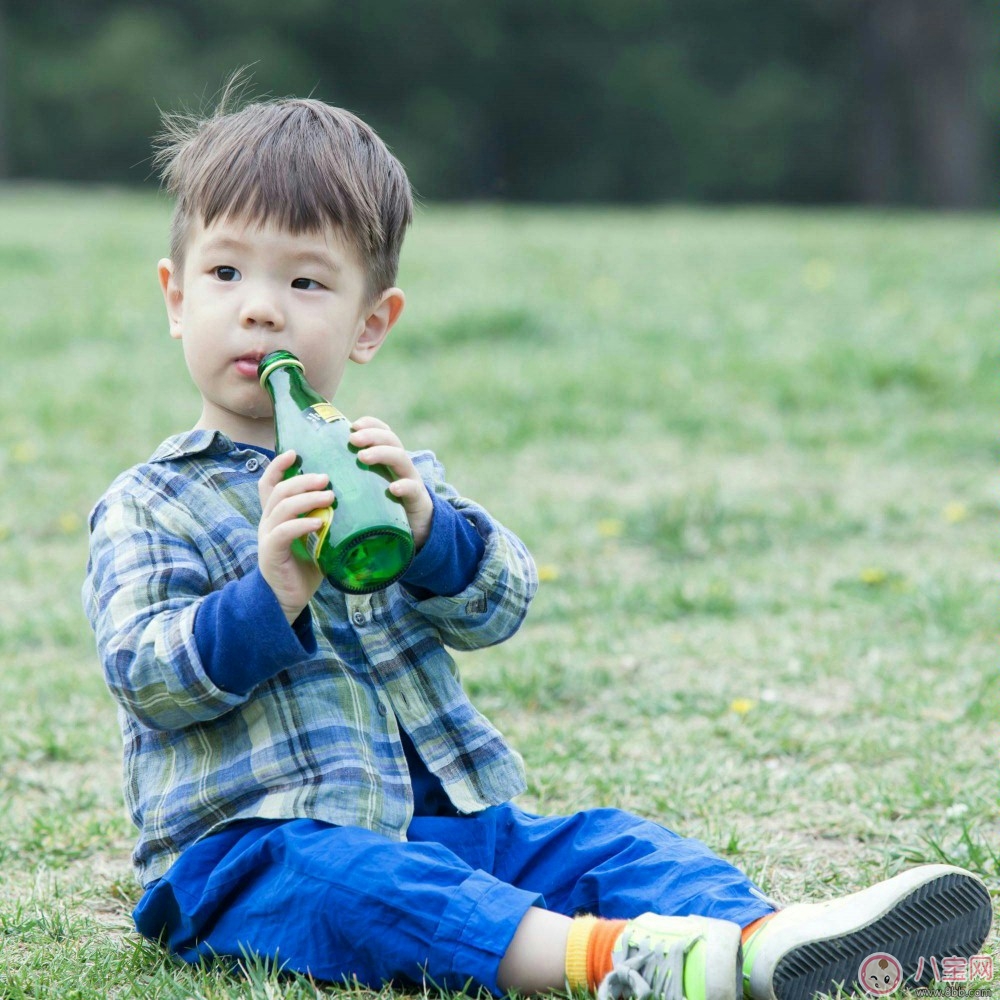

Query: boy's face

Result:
[158,216,404,447]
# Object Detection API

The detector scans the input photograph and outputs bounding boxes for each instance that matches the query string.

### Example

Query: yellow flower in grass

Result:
[943,501,969,524]
[12,441,37,464]
[597,518,624,539]
[537,564,560,583]
[58,512,81,534]
[859,567,888,586]
[730,698,755,716]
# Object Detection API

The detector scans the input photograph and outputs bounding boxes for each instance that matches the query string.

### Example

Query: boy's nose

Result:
[239,295,284,330]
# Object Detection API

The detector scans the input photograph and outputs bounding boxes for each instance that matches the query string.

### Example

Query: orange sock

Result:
[587,918,628,987]
[741,913,774,944]
[565,916,628,992]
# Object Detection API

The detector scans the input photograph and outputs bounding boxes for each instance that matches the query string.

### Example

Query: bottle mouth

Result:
[258,351,305,386]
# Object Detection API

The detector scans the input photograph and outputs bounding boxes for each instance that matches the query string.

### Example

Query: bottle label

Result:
[304,505,334,560]
[299,402,340,561]
[306,402,346,425]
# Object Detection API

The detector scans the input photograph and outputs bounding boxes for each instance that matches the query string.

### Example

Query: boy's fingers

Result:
[258,450,296,495]
[260,462,328,507]
[354,444,412,469]
[350,415,390,431]
[265,449,297,478]
[387,478,425,506]
[269,472,329,498]
[269,516,326,547]
[350,427,403,450]
[267,490,334,525]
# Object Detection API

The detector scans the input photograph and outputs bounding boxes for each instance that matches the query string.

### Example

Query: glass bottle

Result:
[258,350,414,594]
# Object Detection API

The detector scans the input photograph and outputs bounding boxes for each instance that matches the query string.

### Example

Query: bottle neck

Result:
[262,363,324,410]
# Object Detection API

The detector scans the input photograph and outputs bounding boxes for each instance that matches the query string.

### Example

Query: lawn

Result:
[0,187,997,997]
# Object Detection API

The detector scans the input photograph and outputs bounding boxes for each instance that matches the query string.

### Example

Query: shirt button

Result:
[245,457,260,472]
[377,701,388,716]
[352,610,367,626]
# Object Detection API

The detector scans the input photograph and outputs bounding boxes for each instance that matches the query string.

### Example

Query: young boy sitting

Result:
[83,88,993,1000]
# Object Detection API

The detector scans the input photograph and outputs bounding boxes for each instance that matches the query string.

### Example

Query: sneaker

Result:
[742,864,993,1000]
[597,912,744,1000]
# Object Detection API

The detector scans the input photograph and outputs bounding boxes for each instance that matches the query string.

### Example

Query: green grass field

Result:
[1,187,998,998]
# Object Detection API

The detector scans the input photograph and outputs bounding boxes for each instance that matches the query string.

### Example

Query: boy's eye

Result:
[213,266,241,282]
[291,277,323,290]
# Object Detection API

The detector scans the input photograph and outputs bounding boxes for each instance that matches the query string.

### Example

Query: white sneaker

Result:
[742,864,993,1000]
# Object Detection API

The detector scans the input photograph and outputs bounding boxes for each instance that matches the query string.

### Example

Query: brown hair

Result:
[154,80,413,301]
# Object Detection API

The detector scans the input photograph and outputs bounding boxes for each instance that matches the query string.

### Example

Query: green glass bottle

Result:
[258,350,414,594]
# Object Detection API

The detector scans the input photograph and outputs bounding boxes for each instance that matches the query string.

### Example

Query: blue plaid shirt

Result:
[83,430,534,886]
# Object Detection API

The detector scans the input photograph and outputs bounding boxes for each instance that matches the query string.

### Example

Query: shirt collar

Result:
[147,429,237,464]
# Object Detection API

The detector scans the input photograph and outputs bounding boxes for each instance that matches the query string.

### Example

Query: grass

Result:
[0,185,998,997]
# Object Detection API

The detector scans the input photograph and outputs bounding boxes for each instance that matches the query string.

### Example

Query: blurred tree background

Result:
[0,0,996,207]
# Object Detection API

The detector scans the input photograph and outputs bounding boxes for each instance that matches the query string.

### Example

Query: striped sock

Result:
[565,916,629,992]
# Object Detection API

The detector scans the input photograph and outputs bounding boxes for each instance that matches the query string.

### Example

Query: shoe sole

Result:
[767,866,993,1000]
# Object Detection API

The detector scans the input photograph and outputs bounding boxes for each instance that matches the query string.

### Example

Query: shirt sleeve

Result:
[193,568,317,695]
[83,473,316,731]
[400,490,486,600]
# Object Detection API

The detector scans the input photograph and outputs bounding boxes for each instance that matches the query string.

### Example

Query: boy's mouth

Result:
[234,351,268,378]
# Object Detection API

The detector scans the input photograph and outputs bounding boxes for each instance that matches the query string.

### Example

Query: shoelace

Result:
[597,933,697,1000]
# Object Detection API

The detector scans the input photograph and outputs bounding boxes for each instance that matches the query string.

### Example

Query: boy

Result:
[83,89,992,1000]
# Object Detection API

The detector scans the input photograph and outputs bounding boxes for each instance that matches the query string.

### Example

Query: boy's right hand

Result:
[257,450,332,624]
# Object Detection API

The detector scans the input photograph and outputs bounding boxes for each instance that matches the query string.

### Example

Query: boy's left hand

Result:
[349,416,433,551]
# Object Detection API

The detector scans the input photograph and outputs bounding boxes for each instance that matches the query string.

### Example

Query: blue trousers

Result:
[134,805,774,994]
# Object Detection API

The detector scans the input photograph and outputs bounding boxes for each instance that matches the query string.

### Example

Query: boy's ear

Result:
[351,287,405,364]
[158,258,184,339]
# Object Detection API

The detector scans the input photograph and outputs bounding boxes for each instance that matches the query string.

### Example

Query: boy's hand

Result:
[257,450,331,623]
[349,417,434,550]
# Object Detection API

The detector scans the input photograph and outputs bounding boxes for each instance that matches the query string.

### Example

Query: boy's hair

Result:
[154,80,413,301]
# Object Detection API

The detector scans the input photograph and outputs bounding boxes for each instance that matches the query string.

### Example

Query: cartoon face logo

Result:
[859,953,903,996]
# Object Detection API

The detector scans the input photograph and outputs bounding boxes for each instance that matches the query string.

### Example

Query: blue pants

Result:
[134,805,773,994]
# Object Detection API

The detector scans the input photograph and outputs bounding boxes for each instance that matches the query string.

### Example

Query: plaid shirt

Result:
[83,429,534,886]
